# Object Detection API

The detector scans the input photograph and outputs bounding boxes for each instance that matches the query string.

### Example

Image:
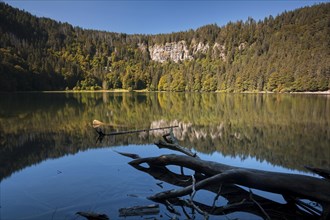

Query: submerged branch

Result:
[131,154,330,204]
[119,204,159,217]
[111,128,330,219]
[76,212,109,220]
[128,153,326,219]
[95,125,179,143]
[96,126,179,137]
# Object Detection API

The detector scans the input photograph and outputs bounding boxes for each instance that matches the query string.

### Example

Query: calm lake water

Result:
[0,92,329,220]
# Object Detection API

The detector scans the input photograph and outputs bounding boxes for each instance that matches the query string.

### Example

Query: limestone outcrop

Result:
[147,40,227,63]
[148,41,191,63]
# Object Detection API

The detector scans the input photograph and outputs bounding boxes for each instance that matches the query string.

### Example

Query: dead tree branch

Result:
[117,130,330,219]
[130,154,330,205]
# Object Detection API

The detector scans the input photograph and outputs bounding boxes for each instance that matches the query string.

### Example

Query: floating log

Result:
[130,154,330,204]
[129,156,320,219]
[122,129,330,219]
[119,204,159,217]
[76,211,109,220]
[96,126,179,136]
[95,125,179,143]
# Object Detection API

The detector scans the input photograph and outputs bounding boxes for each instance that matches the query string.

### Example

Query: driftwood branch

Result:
[117,128,330,219]
[155,129,198,158]
[155,140,198,158]
[95,125,178,143]
[76,211,109,220]
[129,155,323,219]
[189,175,209,219]
[114,150,140,159]
[96,126,179,137]
[118,204,159,217]
[131,154,330,204]
[249,189,271,220]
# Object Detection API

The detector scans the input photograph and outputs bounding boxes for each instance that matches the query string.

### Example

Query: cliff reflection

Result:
[0,92,329,180]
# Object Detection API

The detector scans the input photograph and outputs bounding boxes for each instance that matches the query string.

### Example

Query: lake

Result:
[0,92,329,220]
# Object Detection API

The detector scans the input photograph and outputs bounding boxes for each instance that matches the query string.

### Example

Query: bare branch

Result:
[155,140,198,158]
[148,170,237,201]
[131,154,330,204]
[249,189,271,220]
[119,132,330,219]
[119,204,159,217]
[211,184,222,211]
[165,200,181,216]
[189,175,209,220]
[114,150,140,159]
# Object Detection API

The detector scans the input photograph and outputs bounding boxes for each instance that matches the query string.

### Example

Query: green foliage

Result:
[0,2,329,92]
[74,77,101,90]
[267,72,294,92]
[158,74,171,91]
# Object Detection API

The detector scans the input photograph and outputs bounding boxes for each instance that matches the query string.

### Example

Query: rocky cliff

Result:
[147,41,191,63]
[146,40,227,63]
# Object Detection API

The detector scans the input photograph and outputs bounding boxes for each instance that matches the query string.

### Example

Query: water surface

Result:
[0,92,329,219]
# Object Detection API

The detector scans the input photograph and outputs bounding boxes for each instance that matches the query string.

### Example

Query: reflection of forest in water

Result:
[0,92,329,180]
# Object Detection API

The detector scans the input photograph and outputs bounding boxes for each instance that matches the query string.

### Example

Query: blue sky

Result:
[3,0,327,34]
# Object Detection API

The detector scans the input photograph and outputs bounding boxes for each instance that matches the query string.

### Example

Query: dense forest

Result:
[0,3,329,92]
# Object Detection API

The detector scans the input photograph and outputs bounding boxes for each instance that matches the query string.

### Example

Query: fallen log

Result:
[76,211,109,220]
[118,204,159,217]
[117,129,330,219]
[128,155,320,219]
[96,126,179,137]
[95,125,178,143]
[130,154,330,204]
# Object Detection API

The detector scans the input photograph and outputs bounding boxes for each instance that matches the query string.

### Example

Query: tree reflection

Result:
[0,92,329,180]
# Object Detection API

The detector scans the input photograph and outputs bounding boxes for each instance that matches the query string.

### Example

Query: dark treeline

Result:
[0,3,329,92]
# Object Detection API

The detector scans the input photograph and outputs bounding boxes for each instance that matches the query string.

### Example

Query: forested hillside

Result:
[0,3,329,92]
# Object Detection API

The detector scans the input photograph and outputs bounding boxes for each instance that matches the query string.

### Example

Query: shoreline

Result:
[289,90,330,95]
[2,89,330,94]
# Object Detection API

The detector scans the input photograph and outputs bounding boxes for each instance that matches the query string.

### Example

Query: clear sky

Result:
[3,0,327,35]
